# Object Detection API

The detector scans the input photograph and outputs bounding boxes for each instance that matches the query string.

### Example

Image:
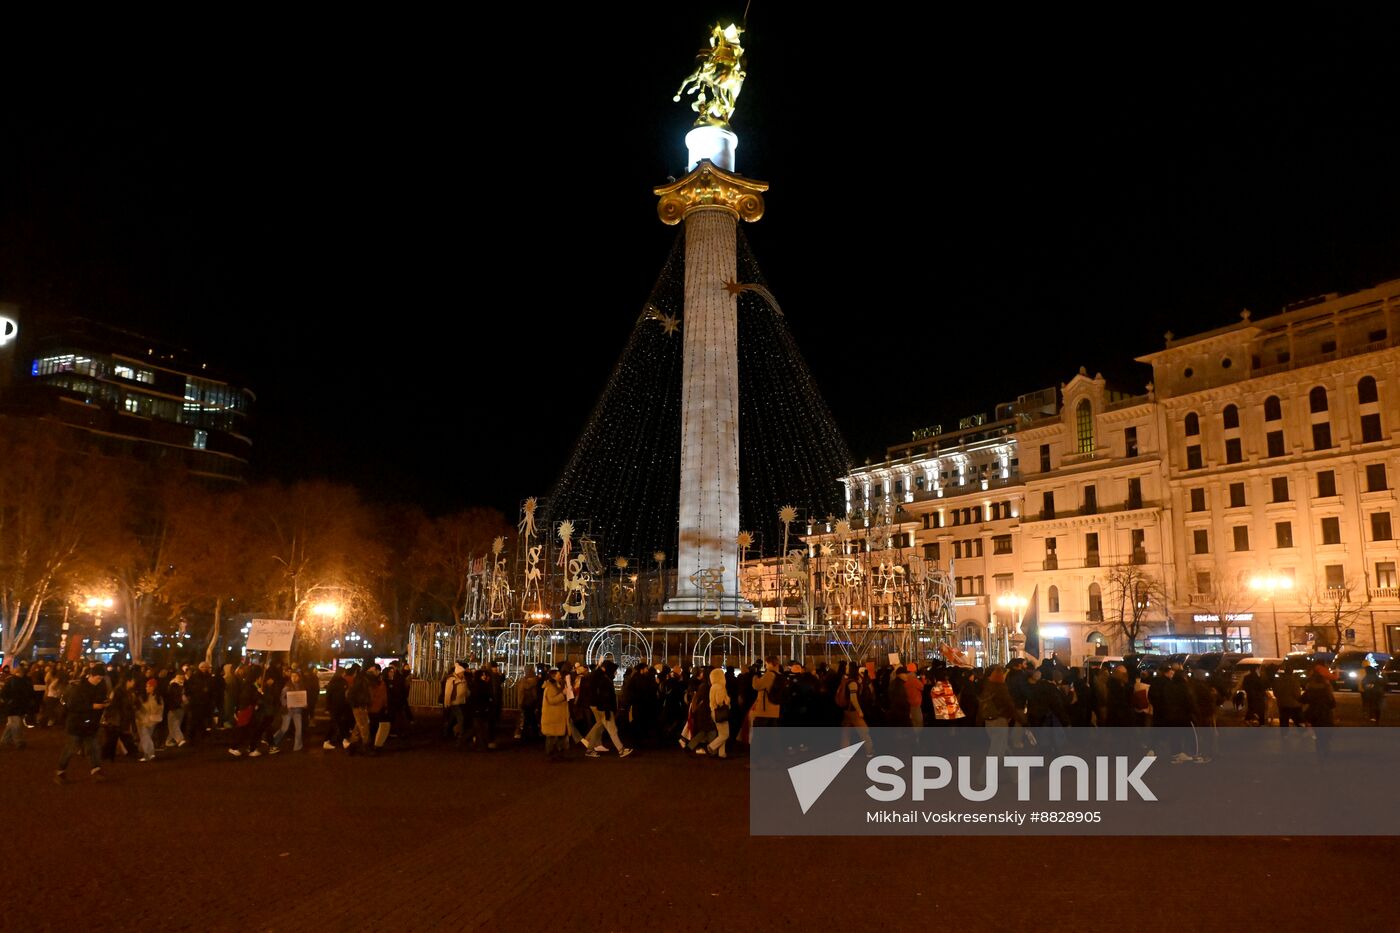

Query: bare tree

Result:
[1298,575,1369,652]
[406,507,514,624]
[1105,563,1168,653]
[0,420,124,659]
[1189,575,1258,652]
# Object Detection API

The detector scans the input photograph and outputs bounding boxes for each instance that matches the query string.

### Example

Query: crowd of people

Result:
[0,649,1364,782]
[0,657,416,783]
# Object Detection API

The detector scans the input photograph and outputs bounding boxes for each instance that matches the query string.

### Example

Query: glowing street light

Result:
[1250,574,1293,656]
[996,592,1029,660]
[311,601,343,618]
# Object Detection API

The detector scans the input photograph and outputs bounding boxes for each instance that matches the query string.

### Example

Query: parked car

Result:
[1382,657,1400,693]
[1229,657,1283,697]
[1280,652,1332,684]
[1330,650,1392,691]
[1134,654,1176,682]
[1187,652,1251,697]
[1084,656,1125,675]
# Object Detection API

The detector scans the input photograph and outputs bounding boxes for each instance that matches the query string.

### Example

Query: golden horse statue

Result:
[673,22,747,127]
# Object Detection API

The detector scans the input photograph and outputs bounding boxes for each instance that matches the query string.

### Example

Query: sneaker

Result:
[267,747,281,756]
[90,768,108,782]
[228,748,243,757]
[53,771,65,785]
[139,756,153,763]
[322,741,335,750]
[248,749,262,758]
[594,744,609,753]
[341,739,351,749]
[585,750,600,758]
[696,748,708,757]
[178,740,188,747]
[678,738,687,749]
[618,748,633,759]
[1171,752,1192,763]
[164,740,177,748]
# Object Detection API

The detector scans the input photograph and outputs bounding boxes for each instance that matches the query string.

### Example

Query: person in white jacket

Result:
[443,663,470,747]
[136,678,164,762]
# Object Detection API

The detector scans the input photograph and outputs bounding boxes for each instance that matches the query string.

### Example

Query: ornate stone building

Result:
[817,277,1400,664]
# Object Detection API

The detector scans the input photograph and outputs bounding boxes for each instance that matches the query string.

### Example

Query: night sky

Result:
[3,12,1397,516]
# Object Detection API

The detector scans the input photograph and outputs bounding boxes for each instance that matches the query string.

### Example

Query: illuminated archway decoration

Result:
[585,624,654,678]
[690,624,747,668]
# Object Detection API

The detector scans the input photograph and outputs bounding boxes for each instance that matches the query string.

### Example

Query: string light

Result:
[545,227,851,567]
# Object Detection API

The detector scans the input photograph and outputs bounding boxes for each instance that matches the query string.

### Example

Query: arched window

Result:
[1309,386,1328,413]
[1184,412,1200,436]
[1222,404,1239,429]
[1076,400,1095,453]
[1086,631,1107,646]
[1358,375,1379,405]
[1048,585,1060,613]
[1264,396,1282,421]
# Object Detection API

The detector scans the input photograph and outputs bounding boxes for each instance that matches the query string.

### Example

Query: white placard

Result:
[285,690,307,709]
[246,619,296,652]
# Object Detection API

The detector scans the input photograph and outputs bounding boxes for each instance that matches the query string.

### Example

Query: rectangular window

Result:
[1225,437,1243,463]
[1196,571,1212,595]
[1377,562,1398,589]
[1366,463,1388,492]
[1193,529,1210,554]
[1266,430,1285,458]
[1233,525,1250,551]
[1186,445,1203,470]
[974,538,984,558]
[1189,488,1206,512]
[1130,528,1146,562]
[1044,537,1057,569]
[924,543,940,561]
[1042,491,1055,521]
[1039,444,1051,472]
[1127,477,1143,510]
[1271,476,1289,503]
[994,573,1015,594]
[1125,427,1138,457]
[1312,422,1332,450]
[1361,413,1383,443]
[193,429,208,450]
[992,534,1012,555]
[1325,564,1345,589]
[1275,521,1293,548]
[1229,482,1246,508]
[1321,517,1341,545]
[1085,532,1100,567]
[1082,485,1097,515]
[894,480,904,495]
[1372,512,1393,541]
[1317,470,1337,497]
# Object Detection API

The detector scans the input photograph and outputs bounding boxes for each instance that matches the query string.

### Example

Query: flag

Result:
[939,643,973,668]
[1022,585,1040,663]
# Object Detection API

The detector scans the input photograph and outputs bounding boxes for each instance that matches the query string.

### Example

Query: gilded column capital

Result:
[654,160,769,225]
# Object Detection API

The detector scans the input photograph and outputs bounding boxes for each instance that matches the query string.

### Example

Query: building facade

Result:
[0,314,254,482]
[814,278,1400,664]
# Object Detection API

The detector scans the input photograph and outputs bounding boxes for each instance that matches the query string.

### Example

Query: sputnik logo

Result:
[0,317,15,347]
[787,744,863,814]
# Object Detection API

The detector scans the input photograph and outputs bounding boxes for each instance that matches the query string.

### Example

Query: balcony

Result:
[1087,608,1104,623]
[1085,554,1101,568]
[1324,586,1351,602]
[1370,587,1399,600]
[1130,548,1148,565]
[1250,332,1400,379]
[1042,556,1059,571]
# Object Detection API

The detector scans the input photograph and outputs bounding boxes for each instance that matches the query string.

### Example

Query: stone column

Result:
[654,161,767,620]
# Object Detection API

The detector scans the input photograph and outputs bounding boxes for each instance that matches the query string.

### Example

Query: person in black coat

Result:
[55,667,110,783]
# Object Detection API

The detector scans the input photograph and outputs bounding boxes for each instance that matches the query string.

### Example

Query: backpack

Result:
[766,672,790,707]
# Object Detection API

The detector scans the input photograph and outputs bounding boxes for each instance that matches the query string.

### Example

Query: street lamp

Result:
[996,593,1028,658]
[1249,574,1293,656]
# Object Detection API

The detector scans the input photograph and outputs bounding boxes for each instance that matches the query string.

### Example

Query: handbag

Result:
[713,703,730,723]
